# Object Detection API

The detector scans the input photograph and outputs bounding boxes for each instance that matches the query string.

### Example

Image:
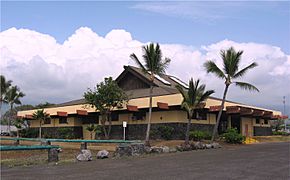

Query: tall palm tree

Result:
[32,109,50,139]
[0,75,12,117]
[4,86,25,134]
[130,43,171,146]
[86,124,97,140]
[204,47,259,142]
[176,78,214,145]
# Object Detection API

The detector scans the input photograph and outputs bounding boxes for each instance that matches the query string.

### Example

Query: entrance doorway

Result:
[231,115,241,133]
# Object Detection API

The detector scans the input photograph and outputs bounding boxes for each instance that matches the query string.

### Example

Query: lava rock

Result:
[193,142,203,149]
[212,142,222,149]
[115,143,147,157]
[162,146,170,153]
[151,146,163,153]
[205,144,213,149]
[97,150,109,159]
[76,149,92,161]
[169,147,177,153]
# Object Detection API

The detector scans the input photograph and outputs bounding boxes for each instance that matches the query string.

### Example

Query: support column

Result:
[227,116,231,129]
[14,139,20,145]
[80,142,87,150]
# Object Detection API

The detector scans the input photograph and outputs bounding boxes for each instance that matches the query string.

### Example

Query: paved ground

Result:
[1,142,289,180]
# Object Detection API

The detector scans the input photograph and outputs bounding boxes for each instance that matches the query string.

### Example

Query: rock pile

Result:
[177,142,222,152]
[114,143,172,157]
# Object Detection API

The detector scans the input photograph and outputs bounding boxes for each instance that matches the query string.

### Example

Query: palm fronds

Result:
[235,82,259,92]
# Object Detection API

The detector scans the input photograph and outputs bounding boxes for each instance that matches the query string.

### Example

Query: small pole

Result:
[283,96,286,131]
[123,127,125,141]
[123,121,127,141]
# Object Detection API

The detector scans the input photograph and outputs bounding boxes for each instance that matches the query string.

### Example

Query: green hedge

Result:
[158,125,175,140]
[19,128,38,138]
[272,131,288,136]
[189,130,211,141]
[222,128,245,144]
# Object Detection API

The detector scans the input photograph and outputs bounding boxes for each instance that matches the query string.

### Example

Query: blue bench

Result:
[0,137,141,150]
[0,145,60,162]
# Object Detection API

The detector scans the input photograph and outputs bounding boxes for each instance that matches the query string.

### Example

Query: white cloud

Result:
[0,27,289,113]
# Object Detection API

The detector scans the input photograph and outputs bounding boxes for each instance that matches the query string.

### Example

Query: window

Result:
[81,115,99,124]
[111,113,119,121]
[264,120,268,124]
[44,118,51,124]
[256,118,260,124]
[132,111,146,121]
[59,117,68,124]
[196,111,207,120]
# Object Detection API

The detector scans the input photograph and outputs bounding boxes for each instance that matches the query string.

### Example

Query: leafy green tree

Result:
[4,86,25,134]
[176,78,214,145]
[204,47,259,142]
[84,77,127,139]
[34,102,55,109]
[32,109,50,139]
[130,43,171,146]
[0,75,12,118]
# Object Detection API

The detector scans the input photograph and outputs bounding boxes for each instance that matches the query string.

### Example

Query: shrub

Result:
[158,125,174,140]
[57,127,76,139]
[150,128,159,139]
[19,128,38,138]
[272,131,288,136]
[222,128,245,144]
[189,130,211,141]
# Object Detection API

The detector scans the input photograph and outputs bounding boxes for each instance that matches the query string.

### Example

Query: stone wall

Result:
[30,126,83,139]
[109,123,214,140]
[253,127,272,136]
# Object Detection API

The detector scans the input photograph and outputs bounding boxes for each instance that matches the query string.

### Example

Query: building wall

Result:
[108,110,217,125]
[29,117,82,128]
[84,110,216,139]
[230,116,271,137]
[241,117,254,137]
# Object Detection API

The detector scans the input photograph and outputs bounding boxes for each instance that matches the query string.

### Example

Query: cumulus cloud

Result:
[0,27,289,114]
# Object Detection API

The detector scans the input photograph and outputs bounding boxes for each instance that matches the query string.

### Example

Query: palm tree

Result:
[0,75,12,117]
[13,118,24,138]
[4,86,25,134]
[204,47,259,142]
[86,124,97,140]
[130,43,171,146]
[176,78,214,145]
[32,109,50,139]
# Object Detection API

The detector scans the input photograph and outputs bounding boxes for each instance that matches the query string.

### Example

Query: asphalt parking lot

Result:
[1,142,289,180]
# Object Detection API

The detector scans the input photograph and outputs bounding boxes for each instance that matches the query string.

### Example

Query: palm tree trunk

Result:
[0,101,2,119]
[211,84,230,143]
[17,129,19,138]
[39,120,42,139]
[185,118,192,145]
[8,104,12,135]
[145,84,154,146]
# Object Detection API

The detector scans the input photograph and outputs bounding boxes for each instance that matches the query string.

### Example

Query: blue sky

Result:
[2,1,290,53]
